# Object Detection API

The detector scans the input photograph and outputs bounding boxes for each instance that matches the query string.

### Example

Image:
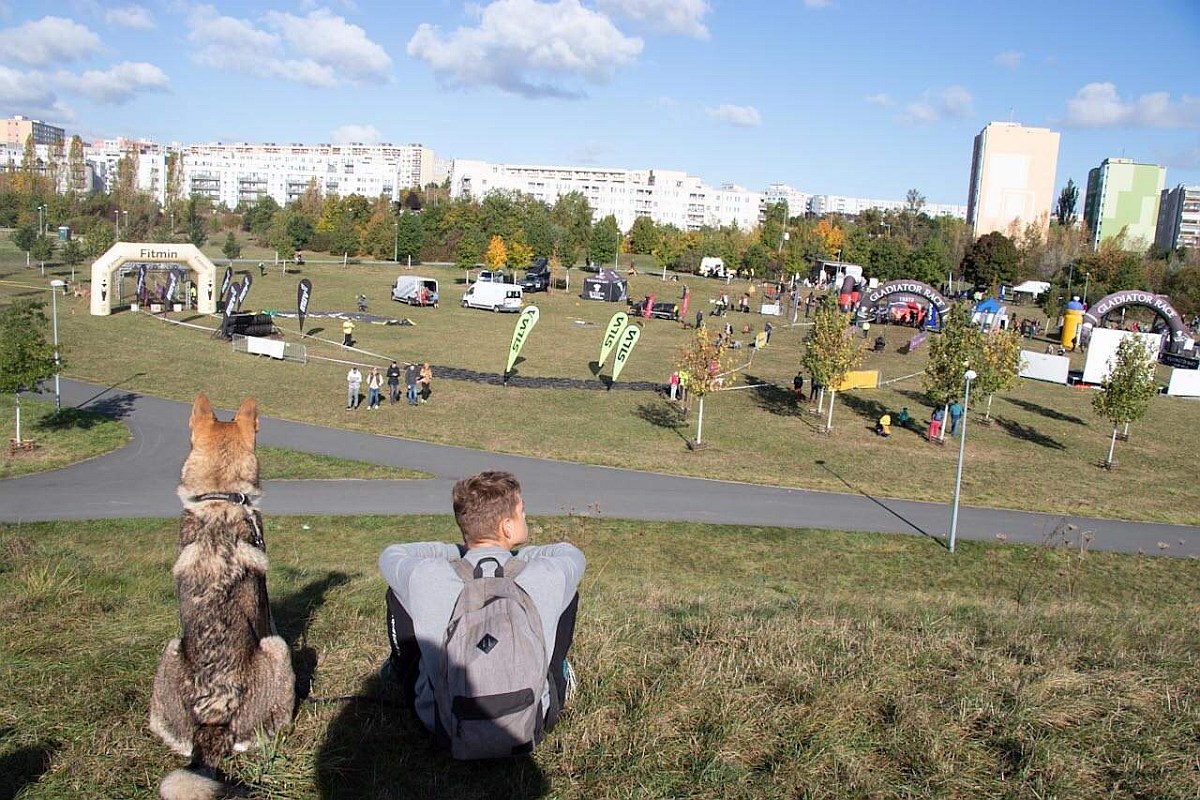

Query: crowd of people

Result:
[346,361,433,410]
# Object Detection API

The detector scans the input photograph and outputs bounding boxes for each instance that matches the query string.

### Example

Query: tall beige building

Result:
[3,115,65,147]
[966,122,1060,239]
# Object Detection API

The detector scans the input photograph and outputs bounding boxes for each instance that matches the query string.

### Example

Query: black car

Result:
[520,257,551,292]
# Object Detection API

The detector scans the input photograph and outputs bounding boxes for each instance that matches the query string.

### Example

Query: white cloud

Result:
[865,92,894,108]
[186,5,387,87]
[706,103,761,127]
[994,50,1023,70]
[106,5,154,30]
[408,0,643,99]
[263,9,391,82]
[900,85,973,124]
[0,16,103,67]
[596,0,709,39]
[1064,82,1200,129]
[0,65,73,121]
[331,123,382,144]
[64,61,169,104]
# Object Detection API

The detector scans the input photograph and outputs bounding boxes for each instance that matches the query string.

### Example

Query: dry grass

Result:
[1,515,1198,798]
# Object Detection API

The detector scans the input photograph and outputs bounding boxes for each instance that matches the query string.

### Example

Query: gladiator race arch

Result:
[89,243,218,316]
[861,279,952,321]
[1083,290,1188,350]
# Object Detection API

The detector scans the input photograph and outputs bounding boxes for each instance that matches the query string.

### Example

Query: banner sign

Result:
[610,324,642,383]
[136,264,146,303]
[598,311,628,366]
[297,278,312,332]
[224,283,239,319]
[164,268,180,306]
[505,306,540,374]
[220,265,233,303]
[237,273,252,310]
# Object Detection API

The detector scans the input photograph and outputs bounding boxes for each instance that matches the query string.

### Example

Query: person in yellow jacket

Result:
[342,318,354,347]
[875,413,892,438]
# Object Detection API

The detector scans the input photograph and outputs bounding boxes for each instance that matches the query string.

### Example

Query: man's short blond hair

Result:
[452,471,522,545]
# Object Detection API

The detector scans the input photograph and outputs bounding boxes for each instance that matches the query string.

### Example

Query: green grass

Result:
[3,256,1198,524]
[257,446,430,481]
[0,396,129,479]
[1,516,1197,798]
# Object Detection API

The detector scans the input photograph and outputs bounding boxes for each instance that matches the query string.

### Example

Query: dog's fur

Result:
[150,394,295,800]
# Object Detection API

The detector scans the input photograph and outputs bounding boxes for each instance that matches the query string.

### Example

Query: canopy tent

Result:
[971,298,1009,330]
[582,269,628,302]
[1011,280,1051,299]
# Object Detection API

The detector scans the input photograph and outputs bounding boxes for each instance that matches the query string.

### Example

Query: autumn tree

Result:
[675,327,735,447]
[815,218,845,258]
[922,303,986,441]
[485,235,508,270]
[508,230,534,269]
[1092,335,1157,468]
[1055,179,1079,227]
[975,327,1023,421]
[961,231,1018,289]
[801,296,864,431]
[83,220,115,258]
[67,135,87,194]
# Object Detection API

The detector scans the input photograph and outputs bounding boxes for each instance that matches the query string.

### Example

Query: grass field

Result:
[2,245,1198,524]
[0,396,129,479]
[1,516,1198,798]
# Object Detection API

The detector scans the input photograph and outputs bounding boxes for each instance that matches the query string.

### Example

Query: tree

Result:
[1055,179,1078,227]
[0,300,59,444]
[922,303,985,441]
[66,135,87,194]
[484,235,507,269]
[84,221,115,258]
[552,192,592,266]
[222,232,241,261]
[30,235,54,265]
[395,212,424,262]
[961,231,1018,289]
[61,239,85,273]
[905,188,926,214]
[186,195,208,248]
[588,215,621,266]
[11,223,37,258]
[1092,335,1157,468]
[801,296,865,431]
[675,327,734,447]
[627,216,660,255]
[508,230,534,269]
[975,327,1023,421]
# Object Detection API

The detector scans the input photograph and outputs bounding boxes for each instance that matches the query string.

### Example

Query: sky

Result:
[0,0,1197,208]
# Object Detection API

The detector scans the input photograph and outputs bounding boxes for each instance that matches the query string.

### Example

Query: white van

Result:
[699,257,727,278]
[461,281,523,312]
[391,276,439,306]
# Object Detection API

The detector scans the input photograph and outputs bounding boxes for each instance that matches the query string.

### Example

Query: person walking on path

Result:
[342,318,355,348]
[949,400,964,436]
[405,362,419,406]
[346,366,363,410]
[366,366,384,410]
[387,361,401,404]
[419,362,433,404]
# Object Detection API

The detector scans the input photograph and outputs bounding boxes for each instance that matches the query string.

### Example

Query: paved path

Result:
[3,379,1198,558]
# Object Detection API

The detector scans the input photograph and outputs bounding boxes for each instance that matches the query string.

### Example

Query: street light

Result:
[948,368,978,553]
[114,209,121,239]
[50,279,65,411]
[37,204,46,236]
[1083,272,1091,305]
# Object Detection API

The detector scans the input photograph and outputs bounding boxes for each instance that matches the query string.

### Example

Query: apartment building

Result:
[966,122,1060,239]
[808,194,967,219]
[448,159,763,232]
[85,138,171,205]
[1154,184,1200,252]
[181,142,438,208]
[3,115,65,147]
[1083,158,1166,251]
[763,183,812,219]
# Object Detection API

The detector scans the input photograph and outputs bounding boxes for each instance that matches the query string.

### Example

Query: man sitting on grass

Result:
[378,471,585,757]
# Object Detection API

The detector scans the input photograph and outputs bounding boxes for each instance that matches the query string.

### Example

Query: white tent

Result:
[1011,280,1051,299]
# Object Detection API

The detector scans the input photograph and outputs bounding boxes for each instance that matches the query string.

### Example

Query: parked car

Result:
[477,269,511,283]
[520,257,551,292]
[462,281,523,312]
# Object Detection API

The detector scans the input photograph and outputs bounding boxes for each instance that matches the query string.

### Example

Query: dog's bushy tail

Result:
[160,725,237,800]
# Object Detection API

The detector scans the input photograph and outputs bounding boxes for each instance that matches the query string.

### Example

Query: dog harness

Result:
[188,492,265,550]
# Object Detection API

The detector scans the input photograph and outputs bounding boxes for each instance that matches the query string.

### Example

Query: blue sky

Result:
[0,0,1197,207]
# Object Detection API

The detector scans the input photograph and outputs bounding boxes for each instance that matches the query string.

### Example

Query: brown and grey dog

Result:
[150,394,295,800]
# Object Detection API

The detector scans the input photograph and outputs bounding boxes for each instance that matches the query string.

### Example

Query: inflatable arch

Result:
[1083,290,1187,347]
[861,280,952,314]
[90,242,218,316]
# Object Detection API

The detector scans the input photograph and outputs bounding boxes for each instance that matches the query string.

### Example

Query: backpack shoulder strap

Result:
[450,554,526,581]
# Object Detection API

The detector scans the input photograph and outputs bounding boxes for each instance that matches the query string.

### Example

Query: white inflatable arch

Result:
[89,242,218,316]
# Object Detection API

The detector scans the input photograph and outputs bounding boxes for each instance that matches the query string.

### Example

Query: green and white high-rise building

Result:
[1082,158,1166,251]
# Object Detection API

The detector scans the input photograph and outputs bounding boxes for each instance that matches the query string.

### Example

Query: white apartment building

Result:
[1156,184,1200,252]
[449,159,763,232]
[181,142,438,209]
[763,183,812,219]
[807,194,967,219]
[85,138,171,204]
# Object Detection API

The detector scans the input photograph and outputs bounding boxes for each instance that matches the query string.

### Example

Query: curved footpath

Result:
[3,379,1198,558]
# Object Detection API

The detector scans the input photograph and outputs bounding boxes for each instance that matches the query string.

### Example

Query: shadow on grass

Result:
[839,393,889,424]
[994,416,1065,450]
[32,406,113,432]
[0,730,58,800]
[1003,396,1086,425]
[635,400,688,444]
[273,571,354,699]
[315,675,548,799]
[814,459,945,549]
[744,373,803,418]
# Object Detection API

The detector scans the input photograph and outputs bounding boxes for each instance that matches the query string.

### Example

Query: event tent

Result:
[582,269,628,302]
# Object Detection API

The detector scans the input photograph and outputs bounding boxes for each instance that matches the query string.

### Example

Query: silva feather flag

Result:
[164,268,180,306]
[220,265,233,304]
[598,311,628,367]
[505,305,540,375]
[610,324,642,383]
[297,278,312,332]
[237,273,252,310]
[136,264,146,303]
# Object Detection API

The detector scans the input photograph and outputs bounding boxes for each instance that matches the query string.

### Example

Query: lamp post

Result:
[948,368,977,553]
[1083,272,1091,305]
[50,279,65,411]
[37,204,46,236]
[1066,261,1075,300]
[114,209,121,239]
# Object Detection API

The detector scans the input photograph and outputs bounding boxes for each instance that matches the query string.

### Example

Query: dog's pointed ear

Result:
[190,394,214,432]
[235,397,259,434]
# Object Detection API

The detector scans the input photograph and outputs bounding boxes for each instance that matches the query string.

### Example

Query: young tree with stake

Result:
[675,327,734,448]
[975,327,1023,422]
[0,300,60,445]
[923,303,985,441]
[1092,335,1157,469]
[801,296,864,432]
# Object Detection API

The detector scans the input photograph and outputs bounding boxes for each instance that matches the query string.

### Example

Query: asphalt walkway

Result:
[3,379,1198,558]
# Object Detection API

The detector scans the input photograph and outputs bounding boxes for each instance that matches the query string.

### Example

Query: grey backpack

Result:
[435,556,549,759]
